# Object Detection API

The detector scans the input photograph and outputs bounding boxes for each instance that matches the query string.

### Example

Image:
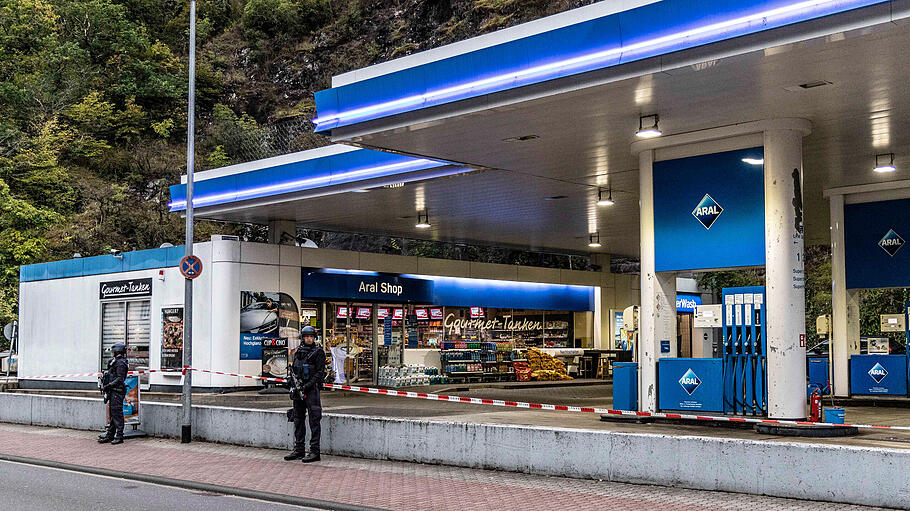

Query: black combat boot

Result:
[301,452,320,463]
[283,450,305,461]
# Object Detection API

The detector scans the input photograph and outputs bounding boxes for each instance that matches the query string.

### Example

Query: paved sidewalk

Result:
[0,423,889,511]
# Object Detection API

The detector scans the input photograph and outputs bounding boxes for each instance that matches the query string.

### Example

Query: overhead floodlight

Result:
[415,210,431,229]
[636,114,662,138]
[596,188,614,207]
[741,158,764,165]
[588,233,602,248]
[874,153,896,173]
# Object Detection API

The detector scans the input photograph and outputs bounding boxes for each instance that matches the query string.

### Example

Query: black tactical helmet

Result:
[112,343,127,356]
[300,325,317,338]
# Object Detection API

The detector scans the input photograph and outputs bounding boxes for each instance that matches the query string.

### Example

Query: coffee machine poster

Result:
[160,307,184,370]
[240,291,299,360]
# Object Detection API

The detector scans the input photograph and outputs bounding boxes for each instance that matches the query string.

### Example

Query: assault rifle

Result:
[98,370,111,404]
[287,368,305,401]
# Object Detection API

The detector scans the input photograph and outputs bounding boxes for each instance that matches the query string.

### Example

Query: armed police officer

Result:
[98,343,129,445]
[284,326,325,463]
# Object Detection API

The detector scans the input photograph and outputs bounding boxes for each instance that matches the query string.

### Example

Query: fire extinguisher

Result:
[809,386,822,422]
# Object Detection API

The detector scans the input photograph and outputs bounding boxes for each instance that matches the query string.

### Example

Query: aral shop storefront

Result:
[17,238,639,390]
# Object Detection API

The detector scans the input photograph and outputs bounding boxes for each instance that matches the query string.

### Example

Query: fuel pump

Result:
[722,286,767,416]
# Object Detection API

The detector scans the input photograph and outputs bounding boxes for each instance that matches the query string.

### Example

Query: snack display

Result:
[525,347,573,380]
[378,365,446,387]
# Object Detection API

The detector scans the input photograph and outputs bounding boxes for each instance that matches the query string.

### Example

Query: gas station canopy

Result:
[173,0,910,256]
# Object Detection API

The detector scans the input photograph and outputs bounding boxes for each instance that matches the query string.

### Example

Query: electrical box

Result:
[694,304,722,328]
[816,315,831,337]
[880,314,906,333]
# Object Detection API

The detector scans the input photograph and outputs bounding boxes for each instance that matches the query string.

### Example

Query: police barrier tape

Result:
[16,367,910,432]
[26,369,183,379]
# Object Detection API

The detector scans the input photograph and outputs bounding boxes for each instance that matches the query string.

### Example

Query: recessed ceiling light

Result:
[596,188,614,206]
[874,153,896,173]
[636,114,661,139]
[588,233,602,248]
[741,158,764,165]
[544,195,568,201]
[415,210,431,229]
[502,135,540,142]
[782,80,834,92]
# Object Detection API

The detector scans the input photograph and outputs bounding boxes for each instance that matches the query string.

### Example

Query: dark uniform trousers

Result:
[107,391,126,438]
[293,387,322,454]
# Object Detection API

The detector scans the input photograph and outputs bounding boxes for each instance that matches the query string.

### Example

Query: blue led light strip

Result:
[314,0,881,131]
[169,158,449,211]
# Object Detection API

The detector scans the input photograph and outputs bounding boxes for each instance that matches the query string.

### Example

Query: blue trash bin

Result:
[613,362,638,411]
[823,407,845,424]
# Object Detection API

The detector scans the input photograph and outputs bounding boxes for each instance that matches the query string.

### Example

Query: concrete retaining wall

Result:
[2,392,908,508]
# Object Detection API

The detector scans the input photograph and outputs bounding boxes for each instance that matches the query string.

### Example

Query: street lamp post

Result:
[181,0,196,444]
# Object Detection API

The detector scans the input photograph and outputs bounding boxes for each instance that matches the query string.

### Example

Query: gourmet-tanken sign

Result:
[443,313,542,332]
[100,278,152,300]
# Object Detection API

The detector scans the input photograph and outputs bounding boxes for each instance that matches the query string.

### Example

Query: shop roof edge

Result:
[20,245,190,283]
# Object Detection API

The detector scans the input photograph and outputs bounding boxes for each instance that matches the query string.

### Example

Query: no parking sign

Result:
[180,255,202,279]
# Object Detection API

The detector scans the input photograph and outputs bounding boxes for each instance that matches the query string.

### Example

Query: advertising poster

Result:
[261,337,289,379]
[109,376,141,426]
[240,291,299,362]
[160,307,184,370]
[124,376,140,424]
[613,311,624,349]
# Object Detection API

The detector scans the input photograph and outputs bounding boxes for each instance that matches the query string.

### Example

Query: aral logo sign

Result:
[692,194,724,230]
[878,229,905,257]
[868,362,888,384]
[679,368,701,395]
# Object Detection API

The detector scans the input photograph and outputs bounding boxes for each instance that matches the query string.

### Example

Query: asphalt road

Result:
[0,460,317,511]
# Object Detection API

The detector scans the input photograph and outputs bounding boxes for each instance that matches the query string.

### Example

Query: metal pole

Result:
[346,302,351,383]
[4,322,15,382]
[372,303,379,385]
[181,0,196,444]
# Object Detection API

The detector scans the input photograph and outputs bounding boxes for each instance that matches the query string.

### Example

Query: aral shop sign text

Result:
[358,280,403,296]
[444,313,542,332]
[100,278,153,299]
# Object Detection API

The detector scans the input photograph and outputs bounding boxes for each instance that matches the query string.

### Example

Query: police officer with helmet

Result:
[98,343,129,445]
[284,325,325,462]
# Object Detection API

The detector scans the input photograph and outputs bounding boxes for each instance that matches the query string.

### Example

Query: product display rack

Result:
[441,342,517,383]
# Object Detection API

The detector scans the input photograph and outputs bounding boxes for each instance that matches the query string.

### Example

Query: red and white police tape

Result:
[26,369,182,379]
[14,366,910,432]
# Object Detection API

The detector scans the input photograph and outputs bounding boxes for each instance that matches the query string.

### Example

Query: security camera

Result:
[110,249,123,258]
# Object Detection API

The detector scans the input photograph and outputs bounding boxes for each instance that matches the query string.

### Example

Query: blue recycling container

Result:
[823,407,845,424]
[613,362,638,411]
[807,358,830,396]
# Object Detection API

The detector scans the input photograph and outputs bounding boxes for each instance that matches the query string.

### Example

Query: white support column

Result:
[268,219,297,245]
[763,129,808,419]
[638,149,678,412]
[830,193,861,396]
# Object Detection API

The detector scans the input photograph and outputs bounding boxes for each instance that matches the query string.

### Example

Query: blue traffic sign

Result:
[180,255,202,279]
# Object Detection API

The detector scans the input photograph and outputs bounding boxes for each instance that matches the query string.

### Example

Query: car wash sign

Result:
[100,278,152,300]
[653,147,765,271]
